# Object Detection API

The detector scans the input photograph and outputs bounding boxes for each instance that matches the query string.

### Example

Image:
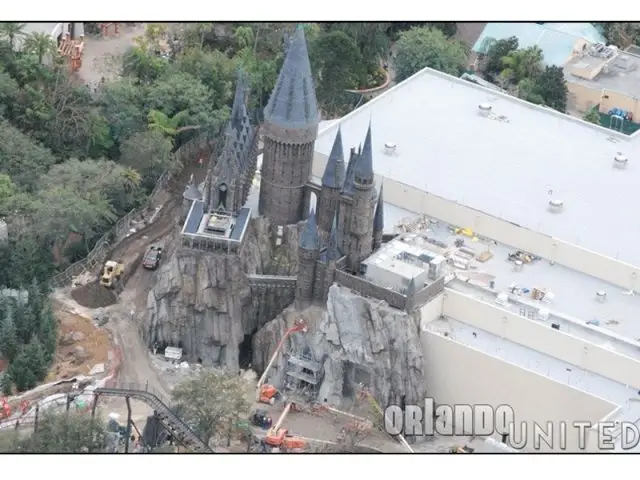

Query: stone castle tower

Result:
[295,124,385,308]
[202,69,259,214]
[259,25,320,226]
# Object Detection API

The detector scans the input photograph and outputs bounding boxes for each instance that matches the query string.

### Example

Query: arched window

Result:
[218,183,228,209]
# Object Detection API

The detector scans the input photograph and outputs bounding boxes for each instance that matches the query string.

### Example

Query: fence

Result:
[50,170,173,289]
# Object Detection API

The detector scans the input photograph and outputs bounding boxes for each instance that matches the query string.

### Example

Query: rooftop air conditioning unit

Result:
[613,153,628,169]
[384,143,398,155]
[548,199,564,213]
[478,103,492,117]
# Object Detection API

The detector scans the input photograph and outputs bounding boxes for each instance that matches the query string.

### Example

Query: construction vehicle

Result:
[142,244,163,270]
[255,319,308,403]
[251,409,273,429]
[100,260,124,289]
[358,388,414,453]
[263,402,306,451]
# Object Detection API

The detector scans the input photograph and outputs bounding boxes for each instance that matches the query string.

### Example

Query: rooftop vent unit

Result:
[613,154,628,169]
[384,143,398,155]
[478,103,492,117]
[547,199,564,213]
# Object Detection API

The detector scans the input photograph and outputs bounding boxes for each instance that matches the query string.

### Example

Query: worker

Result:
[198,157,204,167]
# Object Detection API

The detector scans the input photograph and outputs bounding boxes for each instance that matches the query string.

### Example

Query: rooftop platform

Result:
[314,66,640,266]
[419,219,640,360]
[424,317,640,427]
[566,50,640,100]
[181,201,251,252]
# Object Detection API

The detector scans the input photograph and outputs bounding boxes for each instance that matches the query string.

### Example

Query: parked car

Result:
[142,244,163,270]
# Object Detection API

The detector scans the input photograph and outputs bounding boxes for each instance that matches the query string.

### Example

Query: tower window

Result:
[219,184,228,209]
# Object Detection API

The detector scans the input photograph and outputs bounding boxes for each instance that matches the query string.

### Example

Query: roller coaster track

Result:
[94,386,212,453]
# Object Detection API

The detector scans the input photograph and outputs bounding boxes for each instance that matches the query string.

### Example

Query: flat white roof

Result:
[425,317,640,425]
[423,219,640,360]
[315,67,640,266]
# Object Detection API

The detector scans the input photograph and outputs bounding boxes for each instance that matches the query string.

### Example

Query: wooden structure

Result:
[99,23,119,37]
[58,34,84,73]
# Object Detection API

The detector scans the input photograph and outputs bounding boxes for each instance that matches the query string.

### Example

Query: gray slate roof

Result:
[327,212,341,261]
[299,208,320,250]
[373,184,384,233]
[353,122,375,184]
[264,25,320,129]
[322,126,346,189]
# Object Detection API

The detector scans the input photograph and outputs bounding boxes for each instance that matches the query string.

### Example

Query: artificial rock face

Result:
[252,284,427,408]
[144,217,299,370]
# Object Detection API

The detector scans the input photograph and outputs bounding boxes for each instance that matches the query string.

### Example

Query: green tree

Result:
[119,130,175,189]
[146,72,227,136]
[329,23,391,73]
[533,65,568,113]
[9,349,37,391]
[499,46,543,86]
[0,120,57,191]
[484,36,519,81]
[583,107,601,125]
[0,411,109,453]
[233,26,255,50]
[98,78,147,142]
[0,305,19,363]
[0,372,12,395]
[38,303,57,363]
[24,336,47,381]
[148,109,200,139]
[0,69,19,117]
[172,369,250,447]
[395,27,469,81]
[22,32,57,64]
[122,46,168,85]
[309,30,364,114]
[0,23,26,50]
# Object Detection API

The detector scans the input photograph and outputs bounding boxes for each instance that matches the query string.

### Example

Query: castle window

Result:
[218,184,228,209]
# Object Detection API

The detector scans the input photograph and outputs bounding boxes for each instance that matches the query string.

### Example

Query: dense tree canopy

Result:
[394,27,469,81]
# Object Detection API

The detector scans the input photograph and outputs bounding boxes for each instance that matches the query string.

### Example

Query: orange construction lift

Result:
[263,402,306,451]
[256,319,308,404]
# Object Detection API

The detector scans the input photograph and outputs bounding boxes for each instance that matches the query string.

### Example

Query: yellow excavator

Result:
[100,260,124,289]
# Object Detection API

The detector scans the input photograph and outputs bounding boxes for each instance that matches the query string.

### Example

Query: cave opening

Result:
[239,334,254,369]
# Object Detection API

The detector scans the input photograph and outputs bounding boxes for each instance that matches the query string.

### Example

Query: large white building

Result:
[310,66,640,452]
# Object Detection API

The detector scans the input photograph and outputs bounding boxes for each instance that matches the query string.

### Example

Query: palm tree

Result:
[121,168,142,193]
[0,22,26,50]
[23,32,57,64]
[500,46,543,86]
[147,109,200,139]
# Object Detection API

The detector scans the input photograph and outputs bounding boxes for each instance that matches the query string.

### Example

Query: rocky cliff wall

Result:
[144,217,299,371]
[252,284,427,408]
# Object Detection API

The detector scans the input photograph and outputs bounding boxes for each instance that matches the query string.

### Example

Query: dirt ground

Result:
[47,305,112,381]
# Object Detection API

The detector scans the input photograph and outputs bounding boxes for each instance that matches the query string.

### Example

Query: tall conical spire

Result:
[373,184,384,233]
[230,68,248,130]
[322,127,346,189]
[354,122,374,183]
[264,25,319,129]
[327,212,341,261]
[299,208,320,250]
[342,147,358,196]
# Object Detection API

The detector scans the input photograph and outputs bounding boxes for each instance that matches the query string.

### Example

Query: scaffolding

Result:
[284,351,323,401]
[58,34,84,73]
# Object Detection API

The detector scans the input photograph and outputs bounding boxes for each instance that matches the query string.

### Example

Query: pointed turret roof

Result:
[230,68,249,131]
[353,122,374,183]
[327,212,341,261]
[342,147,358,196]
[322,127,346,189]
[373,184,384,233]
[299,208,320,250]
[264,25,320,129]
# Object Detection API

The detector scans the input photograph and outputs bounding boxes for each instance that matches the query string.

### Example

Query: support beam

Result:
[34,405,40,434]
[124,396,133,454]
[91,394,100,419]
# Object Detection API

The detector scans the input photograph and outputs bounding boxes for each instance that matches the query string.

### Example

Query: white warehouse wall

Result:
[442,289,640,389]
[419,292,444,328]
[312,153,640,289]
[422,331,615,452]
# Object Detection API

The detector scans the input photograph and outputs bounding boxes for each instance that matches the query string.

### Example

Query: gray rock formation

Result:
[252,284,427,408]
[144,217,299,371]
